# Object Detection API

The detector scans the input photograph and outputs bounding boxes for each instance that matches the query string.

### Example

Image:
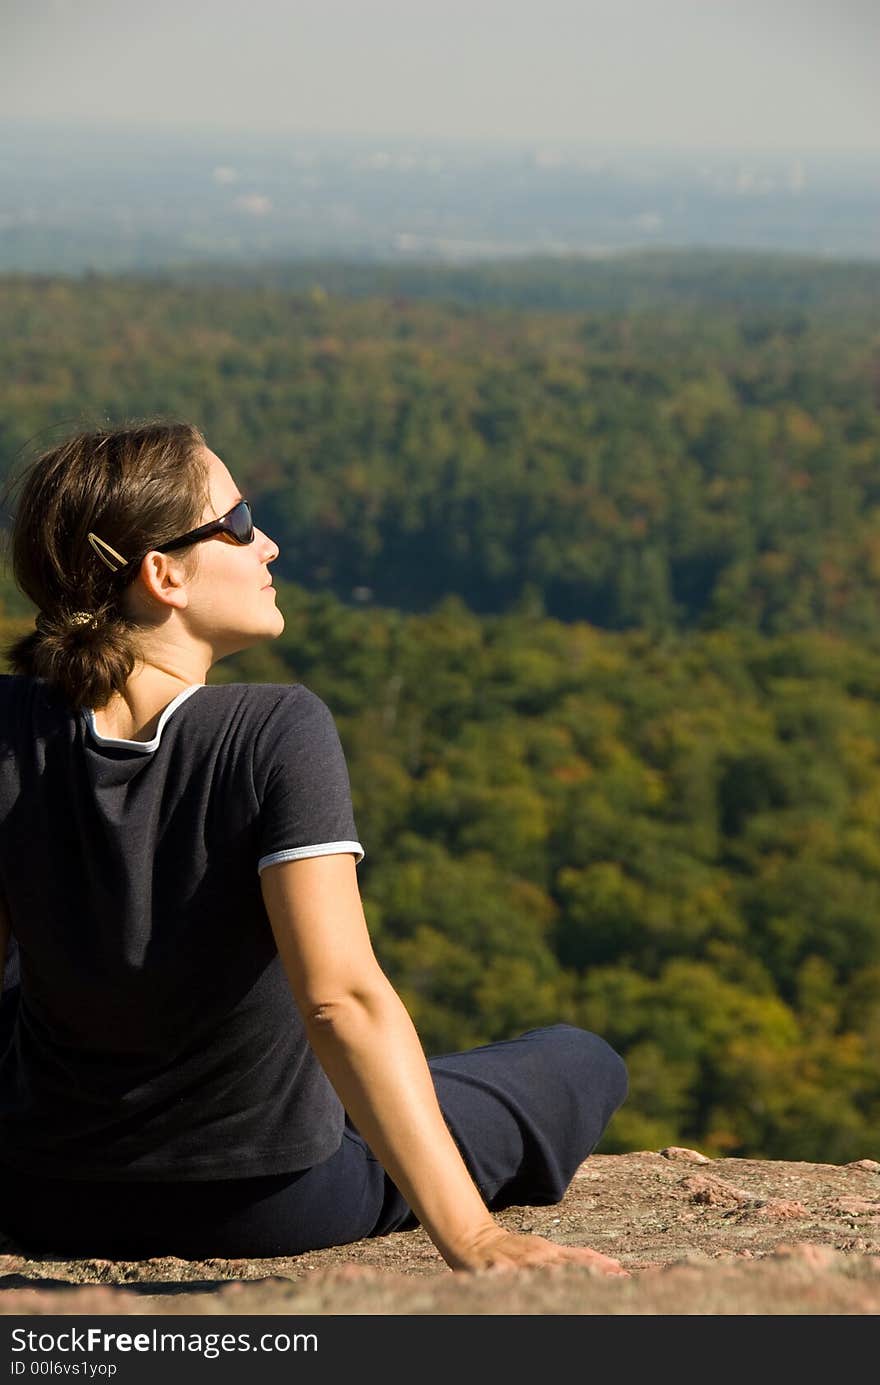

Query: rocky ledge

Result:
[1,1149,879,1315]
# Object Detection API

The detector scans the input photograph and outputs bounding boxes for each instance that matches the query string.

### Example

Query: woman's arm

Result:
[260,853,626,1274]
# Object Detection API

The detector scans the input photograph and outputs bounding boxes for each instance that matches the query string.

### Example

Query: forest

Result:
[2,253,879,637]
[1,250,879,1159]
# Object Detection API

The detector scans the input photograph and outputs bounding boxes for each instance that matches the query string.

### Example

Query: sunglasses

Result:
[155,499,255,555]
[87,500,255,574]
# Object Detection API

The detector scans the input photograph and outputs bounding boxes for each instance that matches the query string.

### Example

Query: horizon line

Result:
[2,119,878,157]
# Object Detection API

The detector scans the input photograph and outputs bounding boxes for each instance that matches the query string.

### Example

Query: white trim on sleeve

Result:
[257,841,365,874]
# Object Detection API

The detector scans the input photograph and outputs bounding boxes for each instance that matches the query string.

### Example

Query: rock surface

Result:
[2,1152,879,1315]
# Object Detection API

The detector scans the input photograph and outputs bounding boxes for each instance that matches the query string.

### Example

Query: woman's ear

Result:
[129,551,192,620]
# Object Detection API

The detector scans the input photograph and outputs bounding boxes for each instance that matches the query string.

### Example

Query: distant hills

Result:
[1,126,878,272]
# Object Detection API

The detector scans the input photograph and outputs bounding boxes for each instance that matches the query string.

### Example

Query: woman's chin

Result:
[267,606,285,633]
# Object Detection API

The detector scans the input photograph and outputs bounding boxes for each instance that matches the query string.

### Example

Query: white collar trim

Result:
[84,684,205,753]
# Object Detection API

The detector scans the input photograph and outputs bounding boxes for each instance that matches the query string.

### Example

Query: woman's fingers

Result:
[560,1247,629,1275]
[467,1231,629,1275]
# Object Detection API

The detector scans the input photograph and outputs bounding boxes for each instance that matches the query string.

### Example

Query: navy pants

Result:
[0,986,627,1261]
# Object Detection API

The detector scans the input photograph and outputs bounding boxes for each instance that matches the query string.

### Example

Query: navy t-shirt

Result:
[0,674,365,1181]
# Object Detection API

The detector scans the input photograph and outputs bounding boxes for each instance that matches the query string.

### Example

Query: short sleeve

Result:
[254,685,365,875]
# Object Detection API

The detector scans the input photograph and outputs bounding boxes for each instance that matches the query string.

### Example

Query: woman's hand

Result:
[446,1225,629,1275]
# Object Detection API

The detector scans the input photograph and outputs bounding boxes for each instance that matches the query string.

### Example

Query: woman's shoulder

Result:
[0,675,67,760]
[232,682,344,764]
[202,680,329,732]
[0,673,57,722]
[0,673,40,698]
[203,680,308,710]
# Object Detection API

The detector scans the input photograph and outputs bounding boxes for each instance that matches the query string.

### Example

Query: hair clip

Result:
[87,531,128,572]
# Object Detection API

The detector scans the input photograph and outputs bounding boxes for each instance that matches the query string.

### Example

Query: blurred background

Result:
[1,0,879,1160]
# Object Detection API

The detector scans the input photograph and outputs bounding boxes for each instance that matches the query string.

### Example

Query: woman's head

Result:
[3,421,282,711]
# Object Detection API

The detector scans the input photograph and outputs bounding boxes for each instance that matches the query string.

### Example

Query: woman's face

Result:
[180,447,284,655]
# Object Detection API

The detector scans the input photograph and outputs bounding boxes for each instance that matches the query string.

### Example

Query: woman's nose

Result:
[259,529,279,561]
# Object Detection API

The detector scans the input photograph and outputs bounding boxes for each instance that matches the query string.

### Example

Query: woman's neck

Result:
[90,666,205,742]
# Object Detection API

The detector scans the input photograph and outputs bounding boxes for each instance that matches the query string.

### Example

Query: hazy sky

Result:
[3,0,877,149]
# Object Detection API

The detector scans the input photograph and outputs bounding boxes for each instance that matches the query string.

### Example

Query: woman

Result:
[0,421,628,1272]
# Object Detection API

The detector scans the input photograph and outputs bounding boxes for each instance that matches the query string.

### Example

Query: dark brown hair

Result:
[2,420,211,713]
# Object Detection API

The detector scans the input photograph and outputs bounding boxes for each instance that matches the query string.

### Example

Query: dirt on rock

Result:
[1,1150,879,1315]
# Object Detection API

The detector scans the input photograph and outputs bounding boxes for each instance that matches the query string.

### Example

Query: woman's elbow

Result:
[300,973,398,1033]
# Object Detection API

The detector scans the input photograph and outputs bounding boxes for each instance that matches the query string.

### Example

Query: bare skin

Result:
[91,447,283,741]
[87,445,626,1275]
